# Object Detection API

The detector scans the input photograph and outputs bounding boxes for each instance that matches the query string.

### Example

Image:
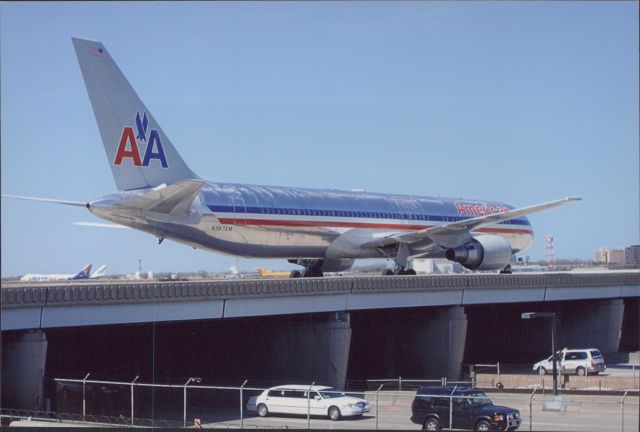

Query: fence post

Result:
[399,376,402,391]
[307,381,315,430]
[528,387,537,432]
[449,386,457,429]
[82,373,90,422]
[130,375,139,427]
[240,380,247,429]
[375,384,383,431]
[620,391,628,432]
[497,362,501,385]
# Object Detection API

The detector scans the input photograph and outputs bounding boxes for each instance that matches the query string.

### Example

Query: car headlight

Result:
[494,414,504,421]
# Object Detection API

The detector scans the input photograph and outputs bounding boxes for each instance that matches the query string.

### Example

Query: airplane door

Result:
[232,197,246,225]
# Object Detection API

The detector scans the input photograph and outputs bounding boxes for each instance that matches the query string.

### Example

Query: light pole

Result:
[522,312,558,395]
[82,373,90,422]
[183,377,202,427]
[130,375,139,427]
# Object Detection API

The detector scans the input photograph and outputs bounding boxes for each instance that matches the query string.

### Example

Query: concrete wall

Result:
[559,299,625,354]
[1,331,48,410]
[348,306,468,381]
[270,312,351,389]
[414,307,468,379]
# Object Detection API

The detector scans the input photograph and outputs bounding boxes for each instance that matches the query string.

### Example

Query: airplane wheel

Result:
[404,269,417,275]
[290,270,302,278]
[304,270,323,278]
[382,269,394,276]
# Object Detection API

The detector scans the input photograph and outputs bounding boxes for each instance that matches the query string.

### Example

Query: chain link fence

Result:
[2,377,637,430]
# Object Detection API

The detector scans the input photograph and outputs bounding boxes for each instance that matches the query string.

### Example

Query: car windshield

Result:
[318,390,346,399]
[467,393,492,406]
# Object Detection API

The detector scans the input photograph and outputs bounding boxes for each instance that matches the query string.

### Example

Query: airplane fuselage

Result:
[89,181,534,262]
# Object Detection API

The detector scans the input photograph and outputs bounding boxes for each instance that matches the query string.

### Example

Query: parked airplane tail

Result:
[72,38,199,191]
[90,265,107,278]
[71,264,93,280]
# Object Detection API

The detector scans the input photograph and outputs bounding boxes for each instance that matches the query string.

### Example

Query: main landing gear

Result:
[288,259,324,278]
[380,244,417,276]
[382,266,416,276]
[289,269,324,278]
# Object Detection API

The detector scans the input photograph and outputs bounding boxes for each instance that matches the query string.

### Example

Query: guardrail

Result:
[3,272,639,308]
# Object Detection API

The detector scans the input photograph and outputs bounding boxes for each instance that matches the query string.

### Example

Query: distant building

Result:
[593,247,628,265]
[594,248,609,264]
[609,249,626,265]
[625,245,640,266]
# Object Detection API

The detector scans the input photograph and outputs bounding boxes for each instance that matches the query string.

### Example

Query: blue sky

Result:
[2,2,638,277]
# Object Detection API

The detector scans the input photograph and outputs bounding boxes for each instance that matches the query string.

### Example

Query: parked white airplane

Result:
[4,38,580,278]
[20,264,92,282]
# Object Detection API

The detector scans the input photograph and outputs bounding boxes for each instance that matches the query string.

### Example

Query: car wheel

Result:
[576,367,586,376]
[422,417,441,431]
[328,406,341,421]
[257,403,268,417]
[475,419,491,431]
[537,366,547,374]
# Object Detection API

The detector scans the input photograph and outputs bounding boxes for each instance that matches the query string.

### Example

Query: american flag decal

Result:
[90,47,104,57]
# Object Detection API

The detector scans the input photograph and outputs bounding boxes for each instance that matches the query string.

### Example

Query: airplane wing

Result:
[117,179,205,214]
[2,194,88,207]
[362,197,582,249]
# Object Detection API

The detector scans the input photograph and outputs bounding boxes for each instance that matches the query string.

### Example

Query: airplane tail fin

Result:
[90,265,107,278]
[72,37,199,191]
[72,264,93,280]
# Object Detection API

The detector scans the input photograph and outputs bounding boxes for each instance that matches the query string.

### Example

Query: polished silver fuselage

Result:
[89,182,534,261]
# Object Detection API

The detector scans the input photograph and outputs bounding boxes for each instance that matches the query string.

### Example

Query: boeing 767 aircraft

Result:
[4,38,580,277]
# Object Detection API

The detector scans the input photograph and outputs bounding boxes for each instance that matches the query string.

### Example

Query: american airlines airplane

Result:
[20,264,92,282]
[5,38,580,278]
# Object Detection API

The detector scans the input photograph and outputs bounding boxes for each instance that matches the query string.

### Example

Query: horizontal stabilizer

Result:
[73,221,131,229]
[2,194,88,207]
[117,179,205,214]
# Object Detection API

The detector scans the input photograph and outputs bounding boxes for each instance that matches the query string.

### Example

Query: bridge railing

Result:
[3,272,639,308]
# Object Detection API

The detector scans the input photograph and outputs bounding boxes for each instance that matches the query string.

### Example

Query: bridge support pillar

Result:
[271,312,351,389]
[1,330,48,410]
[415,306,468,380]
[559,299,625,354]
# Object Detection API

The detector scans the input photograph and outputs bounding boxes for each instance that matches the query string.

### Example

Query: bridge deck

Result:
[2,272,639,330]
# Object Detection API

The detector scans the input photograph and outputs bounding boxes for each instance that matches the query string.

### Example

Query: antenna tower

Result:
[546,234,556,269]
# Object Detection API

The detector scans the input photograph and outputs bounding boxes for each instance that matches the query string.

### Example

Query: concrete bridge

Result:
[2,271,639,411]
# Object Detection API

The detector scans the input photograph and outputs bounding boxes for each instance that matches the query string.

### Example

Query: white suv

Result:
[533,348,606,376]
[247,384,370,420]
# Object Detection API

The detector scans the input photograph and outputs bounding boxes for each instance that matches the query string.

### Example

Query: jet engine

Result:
[445,235,512,270]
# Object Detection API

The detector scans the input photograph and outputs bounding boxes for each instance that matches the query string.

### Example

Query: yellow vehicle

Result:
[257,267,292,278]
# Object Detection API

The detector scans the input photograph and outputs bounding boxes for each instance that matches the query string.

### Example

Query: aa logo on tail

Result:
[114,112,168,168]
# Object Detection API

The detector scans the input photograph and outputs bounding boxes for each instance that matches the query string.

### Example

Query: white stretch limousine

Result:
[246,385,370,421]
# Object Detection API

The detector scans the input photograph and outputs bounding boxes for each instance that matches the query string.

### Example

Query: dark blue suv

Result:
[410,386,520,431]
